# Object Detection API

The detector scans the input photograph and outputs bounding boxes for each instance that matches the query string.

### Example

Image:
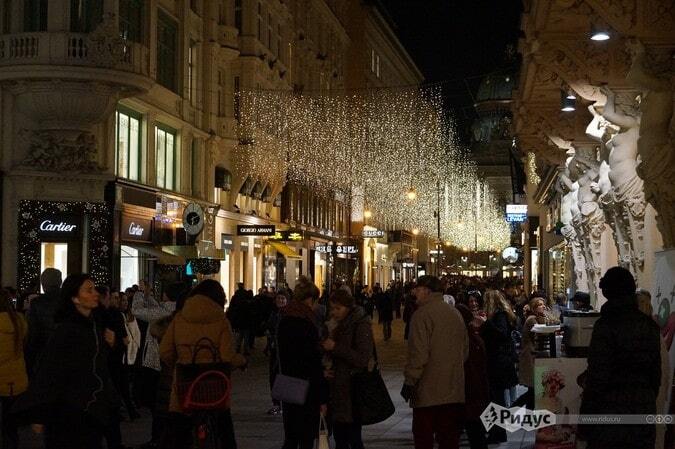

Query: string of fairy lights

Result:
[236,87,511,251]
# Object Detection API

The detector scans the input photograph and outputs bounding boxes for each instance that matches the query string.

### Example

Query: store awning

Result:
[268,241,302,260]
[128,244,185,265]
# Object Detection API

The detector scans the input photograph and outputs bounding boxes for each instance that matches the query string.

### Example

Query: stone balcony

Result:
[0,30,151,89]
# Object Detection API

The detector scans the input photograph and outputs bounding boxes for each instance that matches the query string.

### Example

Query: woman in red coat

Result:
[456,304,489,449]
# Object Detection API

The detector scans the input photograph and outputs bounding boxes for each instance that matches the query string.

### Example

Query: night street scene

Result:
[1,0,674,448]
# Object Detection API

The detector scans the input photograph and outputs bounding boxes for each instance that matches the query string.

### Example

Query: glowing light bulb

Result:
[364,209,372,219]
[406,189,417,201]
[412,228,419,235]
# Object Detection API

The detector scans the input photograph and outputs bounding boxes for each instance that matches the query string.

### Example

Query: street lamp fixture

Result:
[406,188,417,201]
[561,90,576,111]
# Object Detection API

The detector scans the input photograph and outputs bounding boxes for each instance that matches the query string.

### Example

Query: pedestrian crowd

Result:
[0,266,670,449]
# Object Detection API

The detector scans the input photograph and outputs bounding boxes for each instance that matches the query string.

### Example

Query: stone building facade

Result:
[0,0,422,295]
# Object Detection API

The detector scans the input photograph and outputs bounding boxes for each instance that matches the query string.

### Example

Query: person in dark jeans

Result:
[374,286,393,341]
[277,276,328,449]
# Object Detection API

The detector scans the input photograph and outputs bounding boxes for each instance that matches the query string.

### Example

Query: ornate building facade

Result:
[513,0,675,305]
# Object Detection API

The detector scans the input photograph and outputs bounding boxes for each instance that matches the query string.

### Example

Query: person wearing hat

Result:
[579,267,661,449]
[321,289,373,449]
[401,275,468,449]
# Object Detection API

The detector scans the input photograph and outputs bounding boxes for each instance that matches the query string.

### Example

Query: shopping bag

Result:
[317,415,330,449]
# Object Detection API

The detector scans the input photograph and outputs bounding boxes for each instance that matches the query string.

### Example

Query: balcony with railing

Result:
[0,31,150,78]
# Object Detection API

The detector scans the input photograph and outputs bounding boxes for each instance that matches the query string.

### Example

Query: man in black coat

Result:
[579,267,661,449]
[25,268,62,376]
[375,286,393,341]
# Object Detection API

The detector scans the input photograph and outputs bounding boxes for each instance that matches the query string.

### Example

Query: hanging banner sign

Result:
[221,233,234,250]
[269,230,304,241]
[506,204,528,223]
[362,229,385,238]
[237,225,275,236]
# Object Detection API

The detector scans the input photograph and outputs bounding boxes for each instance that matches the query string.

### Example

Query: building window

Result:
[24,0,48,32]
[376,54,380,78]
[119,0,142,42]
[217,70,225,116]
[191,138,199,196]
[155,125,177,190]
[190,0,198,14]
[70,0,103,32]
[268,14,273,51]
[157,9,178,92]
[371,49,375,72]
[233,76,240,121]
[187,40,196,104]
[277,24,282,62]
[218,2,225,25]
[234,0,242,32]
[257,2,262,41]
[115,107,142,181]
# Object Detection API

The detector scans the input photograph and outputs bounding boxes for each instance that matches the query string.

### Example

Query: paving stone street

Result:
[18,317,534,448]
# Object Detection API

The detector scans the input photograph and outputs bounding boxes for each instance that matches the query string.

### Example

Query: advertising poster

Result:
[534,358,588,449]
[652,249,675,412]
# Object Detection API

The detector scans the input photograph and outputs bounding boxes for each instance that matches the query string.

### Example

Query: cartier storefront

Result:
[17,200,113,291]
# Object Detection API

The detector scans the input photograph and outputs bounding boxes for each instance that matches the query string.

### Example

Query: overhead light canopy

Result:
[561,90,576,112]
[590,24,610,41]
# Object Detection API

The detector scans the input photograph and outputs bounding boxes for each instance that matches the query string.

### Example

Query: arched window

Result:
[214,166,231,191]
[251,181,264,199]
[239,176,253,196]
[261,185,272,202]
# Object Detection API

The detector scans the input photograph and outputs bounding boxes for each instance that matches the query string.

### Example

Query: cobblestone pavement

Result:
[18,316,534,448]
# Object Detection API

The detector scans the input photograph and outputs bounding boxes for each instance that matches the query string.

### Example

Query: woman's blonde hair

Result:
[484,289,517,324]
[636,289,653,317]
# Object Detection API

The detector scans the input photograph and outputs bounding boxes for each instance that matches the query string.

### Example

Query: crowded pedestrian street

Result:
[15,317,531,449]
[1,0,675,448]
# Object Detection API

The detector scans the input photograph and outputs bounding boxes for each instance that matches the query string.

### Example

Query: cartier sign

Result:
[37,216,80,237]
[121,215,152,243]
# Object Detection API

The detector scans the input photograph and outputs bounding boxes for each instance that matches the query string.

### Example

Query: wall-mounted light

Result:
[412,228,419,235]
[363,209,372,219]
[590,23,610,41]
[561,90,576,112]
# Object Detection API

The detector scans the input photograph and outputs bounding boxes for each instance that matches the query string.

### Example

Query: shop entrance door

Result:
[40,242,82,289]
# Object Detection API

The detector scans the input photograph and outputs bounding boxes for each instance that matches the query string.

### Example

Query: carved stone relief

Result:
[19,129,104,173]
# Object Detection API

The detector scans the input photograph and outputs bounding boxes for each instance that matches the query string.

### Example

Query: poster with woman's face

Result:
[534,358,588,449]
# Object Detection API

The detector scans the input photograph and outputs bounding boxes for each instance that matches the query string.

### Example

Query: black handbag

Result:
[174,337,232,411]
[351,344,395,425]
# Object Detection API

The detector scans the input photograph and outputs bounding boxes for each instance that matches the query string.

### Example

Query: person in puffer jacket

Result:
[0,288,28,449]
[160,280,246,449]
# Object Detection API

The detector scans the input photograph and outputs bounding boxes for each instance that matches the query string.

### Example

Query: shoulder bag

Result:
[271,323,310,405]
[351,340,395,425]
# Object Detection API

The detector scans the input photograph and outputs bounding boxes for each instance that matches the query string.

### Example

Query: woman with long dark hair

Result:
[14,274,119,449]
[0,288,28,449]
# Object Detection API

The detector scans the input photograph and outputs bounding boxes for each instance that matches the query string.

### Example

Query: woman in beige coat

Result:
[159,280,246,449]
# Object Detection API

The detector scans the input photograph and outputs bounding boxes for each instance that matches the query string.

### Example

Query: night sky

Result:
[381,0,523,143]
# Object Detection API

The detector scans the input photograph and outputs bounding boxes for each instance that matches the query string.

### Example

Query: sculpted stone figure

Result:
[595,87,647,279]
[567,147,605,303]
[626,39,675,247]
[557,156,589,293]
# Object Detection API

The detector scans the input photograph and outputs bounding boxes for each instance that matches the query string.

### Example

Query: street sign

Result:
[506,204,528,223]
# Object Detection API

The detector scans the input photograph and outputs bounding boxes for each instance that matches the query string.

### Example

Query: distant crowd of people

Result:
[0,266,670,449]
